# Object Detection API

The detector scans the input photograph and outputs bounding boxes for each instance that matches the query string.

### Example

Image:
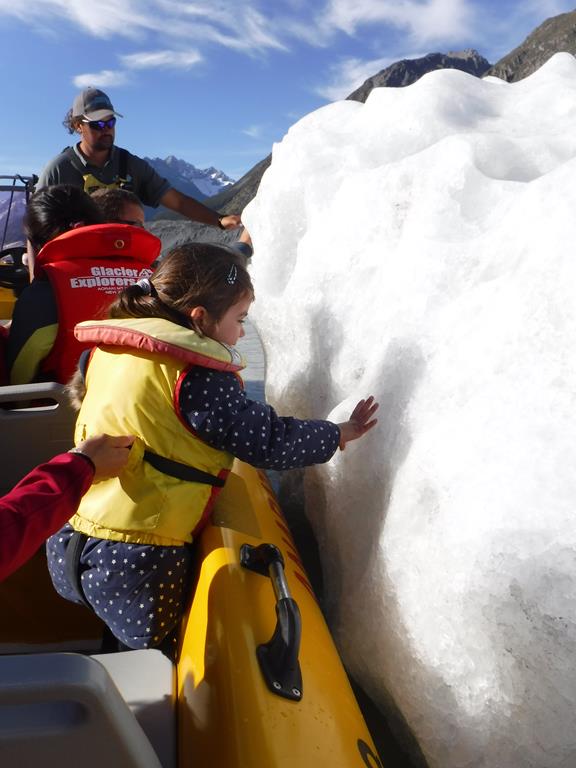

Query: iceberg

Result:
[244,52,576,768]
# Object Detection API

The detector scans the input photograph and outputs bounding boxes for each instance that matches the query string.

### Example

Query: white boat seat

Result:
[92,649,176,768]
[0,383,76,495]
[0,652,163,767]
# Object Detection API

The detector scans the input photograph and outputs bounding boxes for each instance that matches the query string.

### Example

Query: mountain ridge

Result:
[487,10,576,81]
[207,49,492,216]
[346,49,491,101]
[205,13,576,218]
[144,155,235,201]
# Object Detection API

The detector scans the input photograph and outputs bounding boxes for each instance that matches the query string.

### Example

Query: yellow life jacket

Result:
[64,146,134,195]
[69,317,245,546]
[81,174,127,195]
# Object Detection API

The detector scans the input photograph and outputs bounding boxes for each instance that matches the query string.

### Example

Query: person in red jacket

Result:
[0,433,133,582]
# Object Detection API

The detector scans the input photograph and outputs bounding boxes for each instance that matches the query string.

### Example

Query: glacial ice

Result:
[244,52,576,768]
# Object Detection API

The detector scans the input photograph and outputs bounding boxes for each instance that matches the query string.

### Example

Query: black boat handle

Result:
[240,543,303,701]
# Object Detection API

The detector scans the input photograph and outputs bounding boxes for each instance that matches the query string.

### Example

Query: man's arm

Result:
[159,188,241,230]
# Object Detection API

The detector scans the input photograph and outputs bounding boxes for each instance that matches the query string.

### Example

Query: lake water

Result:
[236,319,265,402]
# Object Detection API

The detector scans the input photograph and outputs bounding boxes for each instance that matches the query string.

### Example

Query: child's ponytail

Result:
[107,242,254,330]
[108,279,193,329]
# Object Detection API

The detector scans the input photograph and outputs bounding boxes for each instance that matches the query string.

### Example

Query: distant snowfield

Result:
[244,53,576,768]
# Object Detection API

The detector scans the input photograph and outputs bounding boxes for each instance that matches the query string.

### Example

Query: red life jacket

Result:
[34,224,161,384]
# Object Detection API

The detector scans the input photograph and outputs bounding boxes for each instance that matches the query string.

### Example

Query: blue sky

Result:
[0,0,574,181]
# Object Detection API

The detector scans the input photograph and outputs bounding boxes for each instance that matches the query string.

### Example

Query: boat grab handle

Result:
[240,543,303,701]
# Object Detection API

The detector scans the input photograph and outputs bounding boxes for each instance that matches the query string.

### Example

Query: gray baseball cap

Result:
[72,88,123,121]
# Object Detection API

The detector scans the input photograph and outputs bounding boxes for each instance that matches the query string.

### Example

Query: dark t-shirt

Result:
[36,145,171,207]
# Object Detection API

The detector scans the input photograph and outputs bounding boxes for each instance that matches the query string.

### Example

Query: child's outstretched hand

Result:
[337,396,379,449]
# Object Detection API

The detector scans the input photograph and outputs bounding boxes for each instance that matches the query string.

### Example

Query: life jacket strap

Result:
[64,530,90,607]
[143,450,226,487]
[65,146,133,191]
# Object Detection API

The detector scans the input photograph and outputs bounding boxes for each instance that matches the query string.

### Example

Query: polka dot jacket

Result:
[178,367,341,470]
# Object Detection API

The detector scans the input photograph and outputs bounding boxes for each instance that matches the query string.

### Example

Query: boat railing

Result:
[0,173,37,251]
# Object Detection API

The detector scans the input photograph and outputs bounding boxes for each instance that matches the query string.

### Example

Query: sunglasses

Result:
[82,117,117,131]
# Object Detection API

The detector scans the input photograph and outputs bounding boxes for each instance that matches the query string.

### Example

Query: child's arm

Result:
[179,369,340,469]
[178,370,378,470]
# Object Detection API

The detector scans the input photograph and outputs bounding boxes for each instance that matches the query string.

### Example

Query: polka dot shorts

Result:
[46,523,193,649]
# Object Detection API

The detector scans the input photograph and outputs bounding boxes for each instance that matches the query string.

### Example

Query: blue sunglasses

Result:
[82,117,117,130]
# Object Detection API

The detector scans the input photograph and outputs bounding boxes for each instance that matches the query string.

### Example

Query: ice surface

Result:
[244,53,576,768]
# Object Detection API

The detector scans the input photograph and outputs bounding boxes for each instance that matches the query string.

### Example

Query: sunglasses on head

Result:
[82,117,117,130]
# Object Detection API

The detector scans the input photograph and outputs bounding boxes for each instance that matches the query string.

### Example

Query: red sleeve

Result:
[0,453,94,582]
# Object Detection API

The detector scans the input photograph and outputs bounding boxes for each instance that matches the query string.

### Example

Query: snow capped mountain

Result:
[144,155,236,200]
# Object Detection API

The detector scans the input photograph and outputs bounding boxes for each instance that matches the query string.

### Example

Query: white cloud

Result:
[0,0,288,53]
[2,0,572,92]
[315,55,397,101]
[319,0,475,45]
[66,0,157,38]
[242,7,288,51]
[0,0,155,39]
[243,124,264,139]
[73,69,130,88]
[121,50,203,70]
[157,8,287,55]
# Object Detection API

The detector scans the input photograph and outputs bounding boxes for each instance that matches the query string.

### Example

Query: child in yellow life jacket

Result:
[46,243,379,650]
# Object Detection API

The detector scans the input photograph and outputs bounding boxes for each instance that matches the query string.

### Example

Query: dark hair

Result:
[24,184,105,253]
[90,187,143,223]
[63,108,81,134]
[108,242,254,332]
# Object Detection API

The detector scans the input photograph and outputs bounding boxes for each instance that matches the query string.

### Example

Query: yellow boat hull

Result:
[177,461,382,768]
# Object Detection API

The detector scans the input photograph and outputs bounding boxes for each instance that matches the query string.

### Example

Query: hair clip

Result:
[226,264,238,285]
[136,278,153,295]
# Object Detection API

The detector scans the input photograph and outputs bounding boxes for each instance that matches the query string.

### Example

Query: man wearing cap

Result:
[36,88,241,231]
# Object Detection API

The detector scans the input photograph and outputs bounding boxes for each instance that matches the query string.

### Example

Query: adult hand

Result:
[72,434,135,482]
[337,396,379,449]
[219,214,242,230]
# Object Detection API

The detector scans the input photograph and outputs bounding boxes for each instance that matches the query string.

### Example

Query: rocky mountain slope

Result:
[346,49,490,101]
[206,50,491,216]
[206,10,576,218]
[205,155,272,216]
[487,10,576,82]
